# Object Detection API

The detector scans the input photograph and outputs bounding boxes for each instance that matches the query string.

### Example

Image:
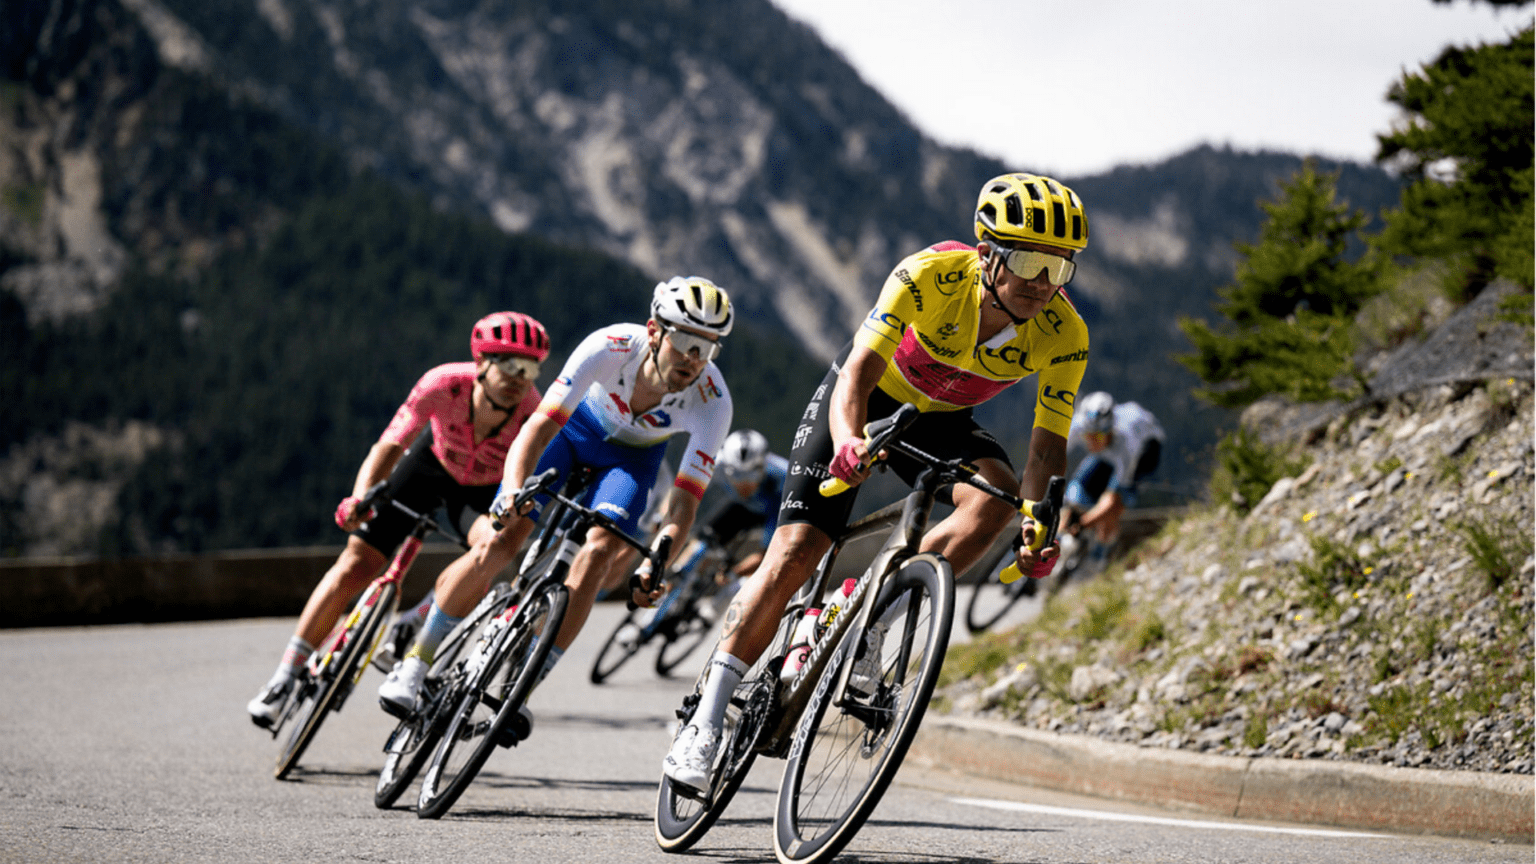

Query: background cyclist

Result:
[246,312,550,728]
[1060,391,1164,568]
[703,428,788,593]
[663,173,1093,790]
[378,277,735,723]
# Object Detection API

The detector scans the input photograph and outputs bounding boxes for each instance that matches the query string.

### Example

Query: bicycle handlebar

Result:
[998,475,1065,584]
[817,403,920,497]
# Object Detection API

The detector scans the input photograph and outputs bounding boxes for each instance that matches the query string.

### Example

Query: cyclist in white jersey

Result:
[1061,391,1164,564]
[379,277,735,717]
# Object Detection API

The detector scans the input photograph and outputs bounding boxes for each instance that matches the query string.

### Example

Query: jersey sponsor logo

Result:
[893,333,1014,406]
[938,323,959,338]
[608,392,631,416]
[1037,308,1065,335]
[556,376,573,387]
[866,309,905,333]
[605,335,632,351]
[1040,385,1075,410]
[596,501,631,521]
[693,449,717,471]
[698,374,723,401]
[916,329,962,359]
[1051,348,1089,365]
[896,268,923,311]
[639,410,674,429]
[934,267,965,296]
[973,343,1030,377]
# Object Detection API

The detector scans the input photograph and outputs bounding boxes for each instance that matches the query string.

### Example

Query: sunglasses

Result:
[487,354,541,379]
[993,246,1076,286]
[663,325,721,362]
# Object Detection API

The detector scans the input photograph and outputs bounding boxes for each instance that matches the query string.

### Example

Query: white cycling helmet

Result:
[651,276,733,337]
[1078,391,1115,435]
[718,429,769,481]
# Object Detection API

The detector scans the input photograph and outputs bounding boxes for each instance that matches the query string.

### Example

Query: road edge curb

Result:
[908,714,1534,844]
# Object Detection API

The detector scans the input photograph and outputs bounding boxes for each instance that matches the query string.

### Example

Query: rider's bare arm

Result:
[336,441,405,530]
[828,346,889,484]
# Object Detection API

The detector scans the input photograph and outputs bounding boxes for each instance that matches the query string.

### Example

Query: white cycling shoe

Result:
[378,656,428,718]
[662,723,720,792]
[246,677,294,729]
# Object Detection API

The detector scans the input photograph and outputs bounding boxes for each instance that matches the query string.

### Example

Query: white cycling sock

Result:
[694,651,748,734]
[273,635,314,684]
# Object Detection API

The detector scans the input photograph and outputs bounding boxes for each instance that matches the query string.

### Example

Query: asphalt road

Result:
[1,600,1525,864]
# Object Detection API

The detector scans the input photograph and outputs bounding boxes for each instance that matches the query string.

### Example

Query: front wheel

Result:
[416,580,567,819]
[773,554,952,864]
[275,580,398,780]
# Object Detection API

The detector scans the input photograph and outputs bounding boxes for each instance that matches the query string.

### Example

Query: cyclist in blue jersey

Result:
[378,277,735,720]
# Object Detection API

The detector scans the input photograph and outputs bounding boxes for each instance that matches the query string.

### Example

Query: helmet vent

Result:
[1052,202,1067,238]
[1004,194,1025,230]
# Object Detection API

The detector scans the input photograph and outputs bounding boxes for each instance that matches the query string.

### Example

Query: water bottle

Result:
[822,578,858,632]
[780,608,822,684]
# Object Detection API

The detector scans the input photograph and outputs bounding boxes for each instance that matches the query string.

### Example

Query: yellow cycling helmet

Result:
[974,173,1089,252]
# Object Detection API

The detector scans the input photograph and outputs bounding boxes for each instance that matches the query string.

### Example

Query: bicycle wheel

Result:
[653,600,713,678]
[963,539,1031,634]
[416,579,567,819]
[275,580,399,780]
[774,554,952,864]
[374,586,509,809]
[654,659,777,852]
[589,605,648,685]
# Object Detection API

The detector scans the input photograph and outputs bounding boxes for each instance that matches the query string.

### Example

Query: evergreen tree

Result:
[1178,162,1382,408]
[1374,25,1534,294]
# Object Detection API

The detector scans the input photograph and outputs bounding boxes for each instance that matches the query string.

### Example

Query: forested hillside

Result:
[2,0,1409,556]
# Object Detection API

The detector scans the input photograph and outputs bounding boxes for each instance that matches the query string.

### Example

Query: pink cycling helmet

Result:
[471,311,551,361]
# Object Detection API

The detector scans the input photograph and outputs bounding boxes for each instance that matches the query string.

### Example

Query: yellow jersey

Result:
[851,241,1089,437]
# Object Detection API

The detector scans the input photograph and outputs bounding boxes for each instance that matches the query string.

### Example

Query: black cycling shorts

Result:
[777,350,1013,540]
[353,428,497,556]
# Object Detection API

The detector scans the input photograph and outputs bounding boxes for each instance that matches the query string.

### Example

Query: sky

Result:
[769,0,1533,178]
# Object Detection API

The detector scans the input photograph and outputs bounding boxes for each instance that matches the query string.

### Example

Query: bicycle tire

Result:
[963,539,1031,634]
[416,579,568,819]
[654,660,777,852]
[589,605,648,685]
[275,580,399,780]
[374,586,508,809]
[653,602,713,679]
[773,554,952,864]
[654,607,795,853]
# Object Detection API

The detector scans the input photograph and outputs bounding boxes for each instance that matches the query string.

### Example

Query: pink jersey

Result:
[379,362,540,486]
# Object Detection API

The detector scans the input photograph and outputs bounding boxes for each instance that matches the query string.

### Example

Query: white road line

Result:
[950,797,1388,838]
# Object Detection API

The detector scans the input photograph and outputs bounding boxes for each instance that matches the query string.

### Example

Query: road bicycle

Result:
[654,403,1063,863]
[589,533,737,684]
[410,466,671,819]
[270,482,461,780]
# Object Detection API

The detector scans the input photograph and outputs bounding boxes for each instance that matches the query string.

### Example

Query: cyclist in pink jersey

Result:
[247,311,551,729]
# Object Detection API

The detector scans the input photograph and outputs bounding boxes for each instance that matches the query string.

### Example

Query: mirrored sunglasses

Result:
[999,247,1076,286]
[489,354,541,379]
[664,325,721,362]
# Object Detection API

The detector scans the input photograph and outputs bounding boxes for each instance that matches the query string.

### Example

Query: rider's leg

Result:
[918,457,1018,576]
[554,527,639,651]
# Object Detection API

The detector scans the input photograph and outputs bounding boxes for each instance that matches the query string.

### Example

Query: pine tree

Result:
[1178,163,1381,408]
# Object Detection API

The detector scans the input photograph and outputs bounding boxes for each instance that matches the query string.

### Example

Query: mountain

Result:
[2,0,1404,555]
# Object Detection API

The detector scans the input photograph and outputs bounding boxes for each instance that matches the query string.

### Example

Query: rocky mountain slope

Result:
[941,280,1534,775]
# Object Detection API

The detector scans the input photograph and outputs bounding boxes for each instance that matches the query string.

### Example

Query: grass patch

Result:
[1455,514,1534,593]
[1296,535,1372,615]
[1209,427,1311,515]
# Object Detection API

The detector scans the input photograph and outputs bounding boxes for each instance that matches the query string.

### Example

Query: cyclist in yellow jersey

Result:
[663,173,1092,789]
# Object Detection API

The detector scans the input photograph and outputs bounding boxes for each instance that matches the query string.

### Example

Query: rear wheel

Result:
[653,605,713,678]
[654,608,795,852]
[374,586,508,809]
[589,606,647,685]
[416,579,567,819]
[963,539,1034,634]
[275,580,399,780]
[773,555,952,864]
